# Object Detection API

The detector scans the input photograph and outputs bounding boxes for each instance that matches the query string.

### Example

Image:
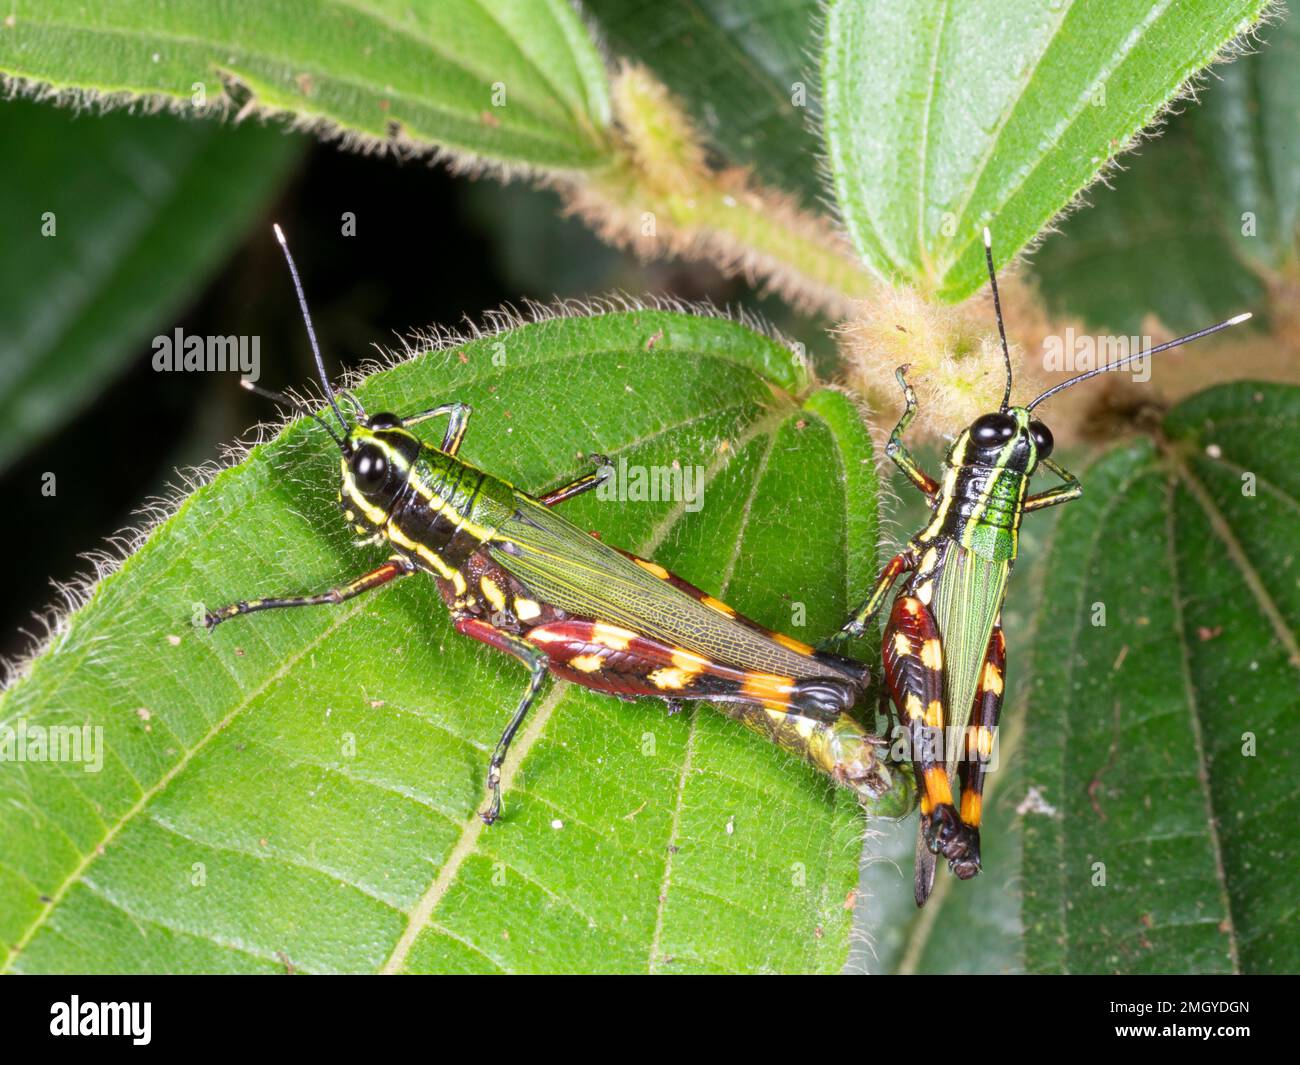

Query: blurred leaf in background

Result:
[0,101,302,470]
[1034,10,1300,334]
[1022,382,1300,975]
[0,0,611,170]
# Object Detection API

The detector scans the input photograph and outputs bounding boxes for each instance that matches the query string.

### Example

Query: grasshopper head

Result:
[960,405,1053,475]
[339,412,420,534]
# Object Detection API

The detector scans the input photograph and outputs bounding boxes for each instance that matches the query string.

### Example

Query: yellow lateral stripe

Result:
[480,576,507,612]
[774,632,815,655]
[671,649,709,673]
[924,767,953,806]
[920,638,943,670]
[633,557,670,579]
[981,661,1004,696]
[648,667,688,690]
[741,671,794,704]
[593,623,637,651]
[701,595,736,618]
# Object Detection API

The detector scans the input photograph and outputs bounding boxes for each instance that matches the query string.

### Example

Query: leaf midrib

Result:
[1161,473,1240,971]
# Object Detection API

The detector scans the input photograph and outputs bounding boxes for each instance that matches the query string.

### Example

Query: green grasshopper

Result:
[829,228,1251,905]
[205,227,909,825]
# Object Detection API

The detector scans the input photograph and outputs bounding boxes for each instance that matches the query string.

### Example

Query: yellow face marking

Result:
[981,661,1004,696]
[961,790,982,827]
[924,767,953,806]
[634,557,671,580]
[741,671,794,705]
[480,576,507,613]
[344,509,356,522]
[593,623,637,651]
[774,632,815,656]
[514,598,541,621]
[569,654,604,673]
[921,639,943,671]
[923,699,944,729]
[701,595,737,618]
[893,632,913,658]
[648,667,688,690]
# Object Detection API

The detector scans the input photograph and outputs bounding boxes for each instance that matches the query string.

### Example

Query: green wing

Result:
[931,543,1011,780]
[488,491,855,681]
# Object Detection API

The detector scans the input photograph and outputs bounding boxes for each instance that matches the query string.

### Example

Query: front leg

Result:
[823,549,915,648]
[203,558,413,629]
[405,402,473,455]
[886,367,939,497]
[1024,457,1082,512]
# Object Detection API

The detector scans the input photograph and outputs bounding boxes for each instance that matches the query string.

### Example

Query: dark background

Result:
[0,132,785,663]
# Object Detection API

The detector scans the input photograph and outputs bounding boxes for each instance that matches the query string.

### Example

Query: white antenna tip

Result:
[983,226,992,248]
[273,223,286,245]
[240,378,255,391]
[1228,311,1252,326]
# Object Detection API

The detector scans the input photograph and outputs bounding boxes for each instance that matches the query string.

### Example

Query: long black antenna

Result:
[272,224,347,434]
[1025,312,1253,412]
[983,226,1014,412]
[240,379,344,449]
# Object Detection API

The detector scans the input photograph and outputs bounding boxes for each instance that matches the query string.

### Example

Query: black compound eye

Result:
[1029,419,1054,459]
[368,411,402,430]
[351,443,388,493]
[969,411,1017,447]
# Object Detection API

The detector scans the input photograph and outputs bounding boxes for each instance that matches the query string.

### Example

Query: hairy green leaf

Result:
[0,0,611,170]
[0,99,302,472]
[0,309,900,974]
[1034,6,1298,333]
[1022,382,1300,974]
[822,0,1268,301]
